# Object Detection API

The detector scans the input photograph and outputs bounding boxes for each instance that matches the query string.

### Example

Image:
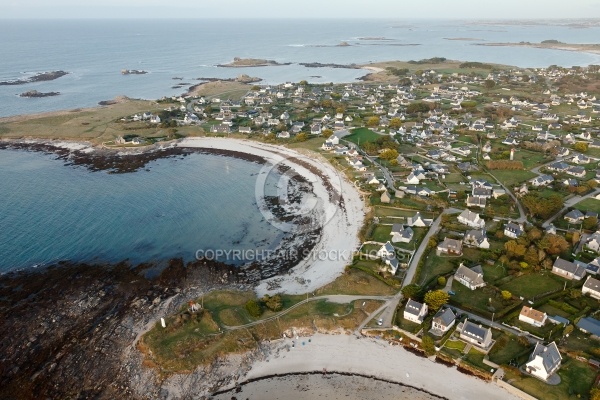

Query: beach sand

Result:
[215,333,521,400]
[178,137,366,296]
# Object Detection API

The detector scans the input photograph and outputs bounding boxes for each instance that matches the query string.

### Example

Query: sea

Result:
[1,18,600,272]
[1,19,600,117]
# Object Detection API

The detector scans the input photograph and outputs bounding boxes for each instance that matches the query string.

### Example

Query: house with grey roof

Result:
[406,212,432,227]
[525,342,562,382]
[429,308,456,336]
[457,319,494,351]
[436,237,463,256]
[504,222,524,239]
[377,241,395,259]
[552,258,587,281]
[457,209,485,228]
[403,299,428,324]
[463,229,490,249]
[582,276,600,300]
[454,263,486,290]
[564,209,585,224]
[390,224,414,243]
[576,317,600,336]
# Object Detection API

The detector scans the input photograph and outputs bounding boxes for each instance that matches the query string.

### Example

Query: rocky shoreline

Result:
[0,70,68,86]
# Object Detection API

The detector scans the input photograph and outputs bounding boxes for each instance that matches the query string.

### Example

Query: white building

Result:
[525,342,562,382]
[519,306,547,328]
[403,299,428,324]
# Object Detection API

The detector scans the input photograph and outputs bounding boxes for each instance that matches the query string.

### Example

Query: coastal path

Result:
[220,294,393,331]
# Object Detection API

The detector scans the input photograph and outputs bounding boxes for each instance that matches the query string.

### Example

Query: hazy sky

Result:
[2,0,600,19]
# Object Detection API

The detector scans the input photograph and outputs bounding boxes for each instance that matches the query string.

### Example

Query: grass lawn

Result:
[444,173,466,183]
[506,358,597,400]
[395,309,424,334]
[418,248,481,285]
[449,280,516,317]
[315,268,397,296]
[345,127,383,145]
[499,273,564,300]
[488,332,531,366]
[481,264,508,284]
[489,170,537,187]
[512,149,549,169]
[574,198,600,214]
[369,224,393,243]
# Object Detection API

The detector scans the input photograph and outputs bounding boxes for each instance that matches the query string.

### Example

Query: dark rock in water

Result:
[299,62,360,69]
[0,70,68,86]
[121,69,148,75]
[98,99,118,106]
[19,90,60,98]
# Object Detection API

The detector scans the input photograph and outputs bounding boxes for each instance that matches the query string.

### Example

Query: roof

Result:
[461,320,490,341]
[576,317,600,336]
[548,315,570,325]
[405,299,426,316]
[528,342,562,373]
[583,276,600,293]
[433,308,455,326]
[454,264,485,286]
[520,306,546,323]
[553,258,586,278]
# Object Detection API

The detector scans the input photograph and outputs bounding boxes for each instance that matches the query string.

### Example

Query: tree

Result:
[245,299,263,317]
[524,245,539,267]
[527,227,542,242]
[401,284,422,300]
[484,79,496,89]
[367,116,380,127]
[295,132,308,142]
[571,231,581,246]
[563,324,574,336]
[538,234,570,255]
[583,216,598,231]
[437,276,447,287]
[321,128,333,138]
[505,240,526,258]
[262,294,283,312]
[421,335,436,356]
[389,117,402,130]
[590,387,600,400]
[574,142,588,153]
[406,102,430,114]
[380,149,399,161]
[501,290,512,300]
[424,290,449,311]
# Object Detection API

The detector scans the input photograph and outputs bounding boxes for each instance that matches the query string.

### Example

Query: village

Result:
[126,60,600,400]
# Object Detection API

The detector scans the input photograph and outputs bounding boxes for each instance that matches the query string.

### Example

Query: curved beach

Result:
[177,137,366,295]
[214,333,521,400]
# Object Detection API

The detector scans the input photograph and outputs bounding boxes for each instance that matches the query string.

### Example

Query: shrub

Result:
[245,299,263,317]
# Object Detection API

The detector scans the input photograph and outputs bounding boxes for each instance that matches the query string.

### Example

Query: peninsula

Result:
[217,57,292,67]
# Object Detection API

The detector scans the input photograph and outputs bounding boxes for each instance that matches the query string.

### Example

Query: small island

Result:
[476,41,600,55]
[217,57,291,68]
[121,69,148,75]
[19,90,60,98]
[0,70,68,86]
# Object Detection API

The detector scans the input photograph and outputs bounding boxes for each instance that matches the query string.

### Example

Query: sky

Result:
[2,0,600,19]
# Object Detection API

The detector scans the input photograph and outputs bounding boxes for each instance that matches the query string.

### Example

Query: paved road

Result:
[221,294,392,331]
[486,169,526,223]
[542,188,600,227]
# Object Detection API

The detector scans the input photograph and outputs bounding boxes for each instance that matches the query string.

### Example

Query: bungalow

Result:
[403,299,429,324]
[519,306,547,327]
[585,232,600,253]
[564,209,585,224]
[463,229,490,249]
[572,154,590,164]
[457,320,493,350]
[454,263,486,290]
[504,222,523,239]
[525,342,562,382]
[566,166,586,178]
[547,162,570,173]
[530,174,554,187]
[310,123,322,135]
[552,257,587,281]
[406,172,421,185]
[582,276,600,300]
[457,209,485,228]
[418,187,433,197]
[429,308,456,337]
[576,317,600,336]
[437,238,463,256]
[238,126,252,134]
[390,224,414,243]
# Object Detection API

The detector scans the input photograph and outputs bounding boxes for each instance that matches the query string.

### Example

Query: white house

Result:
[406,212,432,227]
[390,224,414,243]
[458,209,485,228]
[457,320,493,350]
[405,172,421,185]
[552,258,587,281]
[377,241,395,259]
[585,232,600,253]
[525,342,562,382]
[582,276,600,299]
[403,299,428,324]
[504,222,523,239]
[519,306,547,327]
[463,229,490,249]
[454,263,486,290]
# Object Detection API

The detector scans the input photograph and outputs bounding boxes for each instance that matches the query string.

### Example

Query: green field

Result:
[499,273,564,300]
[574,198,600,214]
[345,127,383,145]
[489,170,537,187]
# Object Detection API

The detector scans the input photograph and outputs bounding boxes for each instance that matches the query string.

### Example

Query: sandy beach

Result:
[214,333,521,400]
[177,137,366,296]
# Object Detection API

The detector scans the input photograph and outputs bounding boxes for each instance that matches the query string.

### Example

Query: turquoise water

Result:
[0,150,285,272]
[1,19,599,117]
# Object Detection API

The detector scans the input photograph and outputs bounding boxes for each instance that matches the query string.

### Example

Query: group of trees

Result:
[245,294,284,318]
[502,228,570,270]
[521,192,563,220]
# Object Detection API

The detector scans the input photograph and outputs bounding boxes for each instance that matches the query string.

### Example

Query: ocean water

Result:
[1,19,600,117]
[0,149,286,272]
